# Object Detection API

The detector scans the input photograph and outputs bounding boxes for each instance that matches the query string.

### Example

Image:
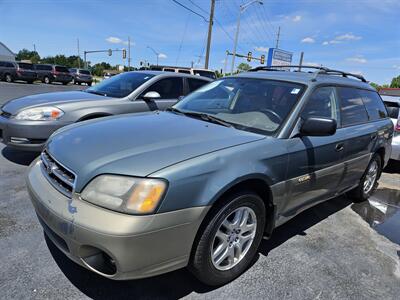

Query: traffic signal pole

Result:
[83,49,124,69]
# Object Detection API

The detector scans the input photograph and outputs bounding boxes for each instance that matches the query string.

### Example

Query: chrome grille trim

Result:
[40,150,77,198]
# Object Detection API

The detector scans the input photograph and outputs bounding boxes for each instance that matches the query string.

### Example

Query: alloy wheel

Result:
[211,206,257,271]
[363,160,378,194]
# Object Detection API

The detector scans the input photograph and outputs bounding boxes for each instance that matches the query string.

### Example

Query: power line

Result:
[171,0,208,22]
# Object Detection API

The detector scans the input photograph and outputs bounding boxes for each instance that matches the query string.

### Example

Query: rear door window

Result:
[359,90,388,120]
[188,78,209,93]
[337,87,369,126]
[384,101,400,119]
[144,77,183,99]
[178,69,191,74]
[55,66,69,73]
[17,63,34,70]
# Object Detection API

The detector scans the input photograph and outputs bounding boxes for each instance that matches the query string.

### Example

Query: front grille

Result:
[41,150,76,198]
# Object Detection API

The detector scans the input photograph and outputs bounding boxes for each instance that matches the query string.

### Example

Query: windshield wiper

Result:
[85,90,107,97]
[166,108,233,128]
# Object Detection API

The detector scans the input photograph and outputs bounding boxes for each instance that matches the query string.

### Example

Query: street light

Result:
[230,0,263,74]
[147,46,160,66]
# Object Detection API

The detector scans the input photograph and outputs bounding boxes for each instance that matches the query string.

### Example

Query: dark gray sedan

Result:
[0,71,211,151]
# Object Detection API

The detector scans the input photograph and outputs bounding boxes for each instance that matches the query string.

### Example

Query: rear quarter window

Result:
[17,63,34,70]
[337,87,369,126]
[359,90,388,120]
[55,66,69,73]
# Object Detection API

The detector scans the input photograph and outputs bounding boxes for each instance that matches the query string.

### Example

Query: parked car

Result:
[0,71,211,151]
[150,65,217,79]
[35,64,72,85]
[26,66,393,285]
[0,61,37,83]
[382,95,400,161]
[69,68,93,86]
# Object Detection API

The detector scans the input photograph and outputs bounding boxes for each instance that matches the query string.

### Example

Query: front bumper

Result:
[390,134,400,161]
[0,115,69,151]
[27,159,209,280]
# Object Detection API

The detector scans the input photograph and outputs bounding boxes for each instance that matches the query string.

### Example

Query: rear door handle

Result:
[371,134,377,141]
[335,143,344,152]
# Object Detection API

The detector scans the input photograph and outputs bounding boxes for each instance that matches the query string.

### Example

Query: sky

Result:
[0,0,399,84]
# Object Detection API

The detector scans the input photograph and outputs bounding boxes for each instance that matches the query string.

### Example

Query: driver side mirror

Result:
[178,95,185,101]
[300,117,337,137]
[142,91,161,101]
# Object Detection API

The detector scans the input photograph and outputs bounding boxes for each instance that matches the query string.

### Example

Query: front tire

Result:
[348,154,382,202]
[189,190,266,286]
[5,74,13,83]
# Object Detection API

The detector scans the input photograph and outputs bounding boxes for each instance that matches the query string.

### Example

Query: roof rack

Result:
[248,65,367,83]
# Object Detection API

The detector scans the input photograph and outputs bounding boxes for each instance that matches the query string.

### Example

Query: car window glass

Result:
[301,87,340,122]
[338,87,369,126]
[193,70,217,79]
[359,90,388,120]
[87,72,155,98]
[70,68,76,73]
[384,101,400,119]
[55,66,69,73]
[178,70,191,74]
[17,63,34,70]
[79,70,90,75]
[188,78,209,93]
[163,68,175,72]
[175,78,305,135]
[144,77,183,99]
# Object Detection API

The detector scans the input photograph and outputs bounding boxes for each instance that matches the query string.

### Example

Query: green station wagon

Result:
[27,66,393,285]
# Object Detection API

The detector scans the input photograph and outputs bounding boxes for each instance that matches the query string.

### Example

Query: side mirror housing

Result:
[142,91,161,101]
[300,117,337,137]
[178,95,185,101]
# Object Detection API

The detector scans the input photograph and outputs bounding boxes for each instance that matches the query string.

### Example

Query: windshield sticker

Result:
[291,88,301,94]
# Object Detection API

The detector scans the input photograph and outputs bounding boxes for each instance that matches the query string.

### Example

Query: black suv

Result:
[69,68,93,86]
[34,64,72,85]
[0,61,37,83]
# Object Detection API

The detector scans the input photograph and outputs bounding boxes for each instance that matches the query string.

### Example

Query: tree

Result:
[390,75,400,88]
[91,62,113,76]
[237,63,251,72]
[15,49,40,64]
[369,82,381,90]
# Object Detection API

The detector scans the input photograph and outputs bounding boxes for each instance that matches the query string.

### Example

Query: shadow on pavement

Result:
[384,160,400,174]
[46,196,352,299]
[1,146,39,166]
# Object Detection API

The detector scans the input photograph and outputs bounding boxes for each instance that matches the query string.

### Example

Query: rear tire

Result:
[88,82,92,86]
[189,190,266,286]
[348,154,382,202]
[44,76,51,84]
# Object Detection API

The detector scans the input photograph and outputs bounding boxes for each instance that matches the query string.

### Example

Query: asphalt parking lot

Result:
[0,82,399,299]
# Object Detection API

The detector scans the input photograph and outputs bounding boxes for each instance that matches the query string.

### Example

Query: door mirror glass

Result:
[300,117,337,136]
[178,95,185,101]
[142,91,161,100]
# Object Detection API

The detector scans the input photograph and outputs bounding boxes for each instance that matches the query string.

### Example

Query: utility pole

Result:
[33,44,36,52]
[77,38,81,69]
[204,0,215,69]
[231,0,263,74]
[128,36,131,70]
[275,26,281,49]
[298,51,304,71]
[147,46,160,66]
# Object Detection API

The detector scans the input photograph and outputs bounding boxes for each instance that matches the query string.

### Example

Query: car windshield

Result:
[174,78,305,135]
[55,66,69,73]
[86,72,155,98]
[79,69,91,75]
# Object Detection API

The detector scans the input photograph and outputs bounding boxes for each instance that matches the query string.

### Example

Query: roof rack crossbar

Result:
[248,65,367,83]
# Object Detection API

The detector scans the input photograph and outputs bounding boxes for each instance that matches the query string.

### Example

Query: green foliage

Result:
[39,55,84,68]
[390,75,400,88]
[237,63,251,72]
[15,49,40,64]
[369,82,380,90]
[90,62,113,77]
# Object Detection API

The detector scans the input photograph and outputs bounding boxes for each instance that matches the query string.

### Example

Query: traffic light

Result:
[122,49,127,59]
[260,54,265,64]
[247,51,252,62]
[108,49,112,56]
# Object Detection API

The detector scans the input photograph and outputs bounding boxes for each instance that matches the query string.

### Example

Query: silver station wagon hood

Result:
[46,111,265,192]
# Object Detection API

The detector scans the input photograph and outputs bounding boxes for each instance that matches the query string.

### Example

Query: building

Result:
[0,42,15,62]
[379,88,400,97]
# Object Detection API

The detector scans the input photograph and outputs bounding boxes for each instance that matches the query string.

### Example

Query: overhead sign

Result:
[266,48,293,69]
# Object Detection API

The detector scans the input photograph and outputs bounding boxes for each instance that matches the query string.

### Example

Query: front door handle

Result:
[335,143,344,152]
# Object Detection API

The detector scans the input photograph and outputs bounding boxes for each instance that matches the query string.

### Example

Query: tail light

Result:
[16,67,21,74]
[396,119,400,132]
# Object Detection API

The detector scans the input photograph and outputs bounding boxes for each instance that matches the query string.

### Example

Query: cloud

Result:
[158,53,167,59]
[322,33,362,45]
[346,55,367,64]
[292,15,302,22]
[336,33,362,41]
[254,46,269,52]
[106,36,122,44]
[301,37,315,43]
[304,62,322,67]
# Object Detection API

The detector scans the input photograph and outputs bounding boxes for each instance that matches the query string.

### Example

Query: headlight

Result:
[14,107,64,121]
[81,175,167,214]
